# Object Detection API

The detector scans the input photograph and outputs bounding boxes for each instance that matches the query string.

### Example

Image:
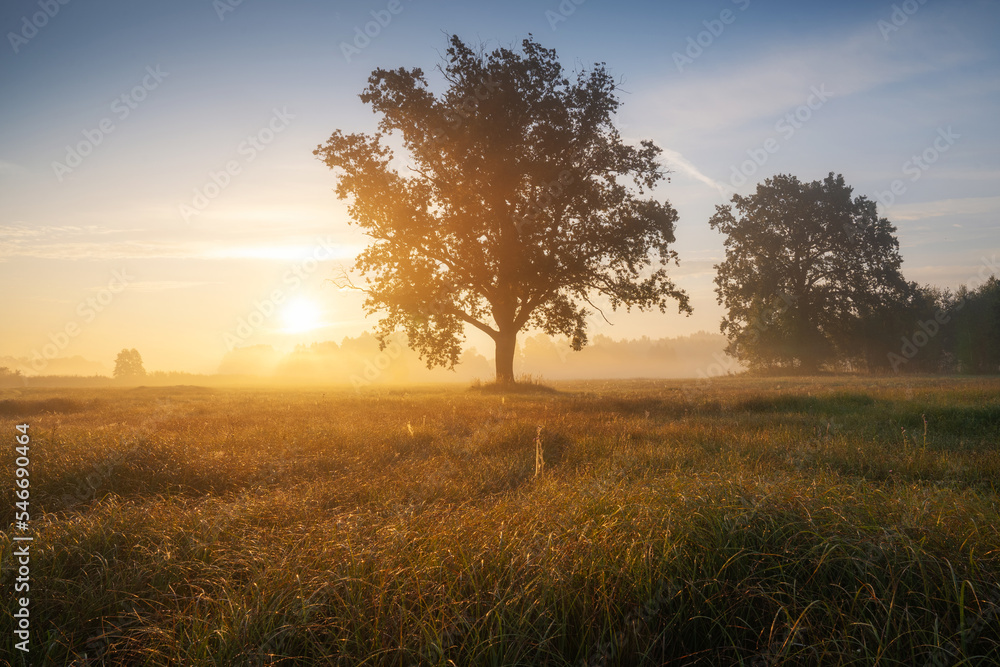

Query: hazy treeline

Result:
[871,277,1000,374]
[0,332,730,387]
[3,276,995,386]
[217,331,733,385]
[732,276,1000,376]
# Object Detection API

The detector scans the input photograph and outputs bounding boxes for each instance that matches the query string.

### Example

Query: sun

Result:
[281,297,323,333]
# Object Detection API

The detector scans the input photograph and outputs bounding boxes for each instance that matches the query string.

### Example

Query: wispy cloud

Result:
[661,148,731,195]
[890,196,1000,221]
[0,224,142,238]
[640,17,985,134]
[204,245,360,261]
[0,160,28,175]
[116,280,219,293]
[0,224,360,262]
[905,260,1000,285]
[670,259,718,279]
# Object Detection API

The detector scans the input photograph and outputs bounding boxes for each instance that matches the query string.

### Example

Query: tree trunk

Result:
[494,330,516,385]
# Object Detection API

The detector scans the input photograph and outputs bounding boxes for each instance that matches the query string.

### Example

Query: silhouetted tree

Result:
[314,35,690,384]
[113,348,146,380]
[944,276,1000,373]
[710,173,908,373]
[863,283,949,373]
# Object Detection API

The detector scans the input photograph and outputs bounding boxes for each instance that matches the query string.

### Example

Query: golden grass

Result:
[1,376,998,665]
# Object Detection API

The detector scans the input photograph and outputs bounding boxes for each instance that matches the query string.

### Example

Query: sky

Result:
[1,0,998,375]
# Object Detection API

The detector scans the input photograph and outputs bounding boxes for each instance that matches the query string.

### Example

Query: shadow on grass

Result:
[568,391,883,419]
[901,404,1000,436]
[0,398,98,416]
[733,392,876,414]
[129,385,216,394]
[468,381,561,395]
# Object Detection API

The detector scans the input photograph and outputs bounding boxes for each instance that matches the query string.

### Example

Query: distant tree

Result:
[314,35,690,384]
[0,366,25,387]
[944,276,1000,373]
[113,348,146,380]
[710,173,909,373]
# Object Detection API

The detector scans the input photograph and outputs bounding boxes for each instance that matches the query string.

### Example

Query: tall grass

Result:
[1,376,998,665]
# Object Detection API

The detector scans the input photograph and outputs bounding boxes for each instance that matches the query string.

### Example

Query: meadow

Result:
[1,375,999,665]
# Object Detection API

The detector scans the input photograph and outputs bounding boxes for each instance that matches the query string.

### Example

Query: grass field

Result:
[1,376,999,665]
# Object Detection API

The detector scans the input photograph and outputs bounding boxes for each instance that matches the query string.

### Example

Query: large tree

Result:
[314,35,690,384]
[709,173,908,372]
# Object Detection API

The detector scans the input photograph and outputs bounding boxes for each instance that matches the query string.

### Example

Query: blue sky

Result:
[1,0,998,373]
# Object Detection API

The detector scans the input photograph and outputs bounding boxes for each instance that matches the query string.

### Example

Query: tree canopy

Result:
[710,173,909,372]
[314,35,690,383]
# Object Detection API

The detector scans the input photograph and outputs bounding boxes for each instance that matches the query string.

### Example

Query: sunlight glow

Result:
[281,297,323,333]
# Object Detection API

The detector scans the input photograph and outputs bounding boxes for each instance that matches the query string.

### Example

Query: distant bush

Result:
[0,366,26,388]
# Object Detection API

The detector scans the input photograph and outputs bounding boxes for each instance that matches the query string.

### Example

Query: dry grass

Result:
[1,376,999,665]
